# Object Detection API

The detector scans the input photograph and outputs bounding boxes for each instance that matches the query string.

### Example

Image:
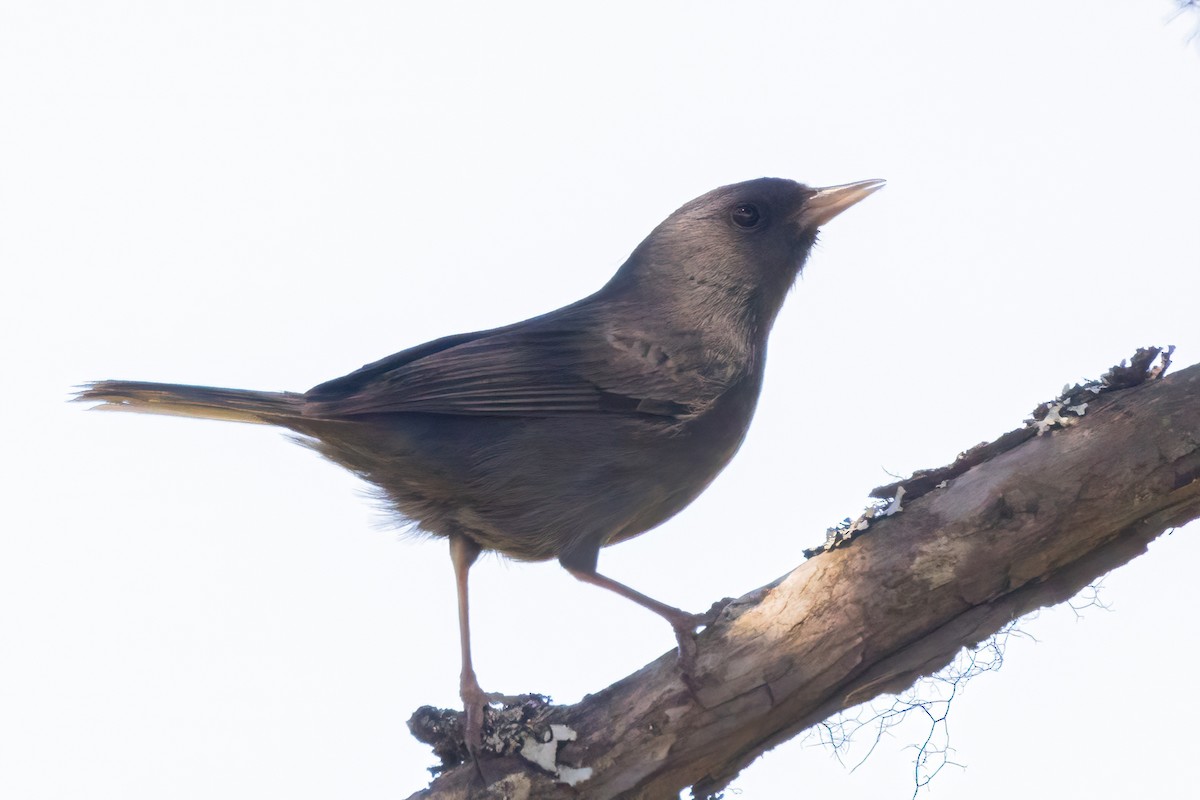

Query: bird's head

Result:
[610,177,884,334]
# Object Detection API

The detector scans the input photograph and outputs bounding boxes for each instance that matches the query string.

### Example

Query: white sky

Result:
[3,2,1199,798]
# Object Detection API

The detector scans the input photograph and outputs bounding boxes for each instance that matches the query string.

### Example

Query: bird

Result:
[76,176,884,752]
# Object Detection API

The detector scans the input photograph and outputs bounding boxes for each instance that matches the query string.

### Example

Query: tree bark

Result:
[406,357,1200,800]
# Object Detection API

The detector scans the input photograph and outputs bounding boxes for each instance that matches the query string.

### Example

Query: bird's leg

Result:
[449,533,489,755]
[562,566,718,673]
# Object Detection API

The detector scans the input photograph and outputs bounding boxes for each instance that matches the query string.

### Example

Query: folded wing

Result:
[304,310,742,420]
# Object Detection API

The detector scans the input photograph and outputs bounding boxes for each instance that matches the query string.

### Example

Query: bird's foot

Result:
[669,598,734,687]
[674,626,701,678]
[460,674,495,759]
[460,681,529,761]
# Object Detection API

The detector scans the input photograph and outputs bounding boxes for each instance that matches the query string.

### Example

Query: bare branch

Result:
[405,357,1200,800]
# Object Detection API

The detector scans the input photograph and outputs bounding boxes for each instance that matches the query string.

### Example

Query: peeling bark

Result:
[405,358,1200,800]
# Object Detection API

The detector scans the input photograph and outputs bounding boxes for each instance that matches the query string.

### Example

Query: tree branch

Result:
[406,356,1200,800]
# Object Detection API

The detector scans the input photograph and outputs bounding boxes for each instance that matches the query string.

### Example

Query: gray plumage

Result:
[77,175,884,750]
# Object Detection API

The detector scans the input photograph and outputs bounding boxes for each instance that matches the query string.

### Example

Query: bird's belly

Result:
[455,415,747,561]
[302,382,760,563]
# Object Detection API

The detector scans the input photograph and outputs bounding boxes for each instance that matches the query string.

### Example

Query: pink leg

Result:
[563,566,719,672]
[450,534,488,754]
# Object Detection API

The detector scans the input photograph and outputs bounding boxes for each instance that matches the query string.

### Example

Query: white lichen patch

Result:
[556,765,594,786]
[548,724,576,742]
[1033,402,1083,436]
[518,724,592,785]
[881,485,906,516]
[519,735,558,772]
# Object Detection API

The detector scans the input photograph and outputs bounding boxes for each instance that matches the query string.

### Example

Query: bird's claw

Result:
[671,598,734,691]
[675,626,700,671]
[460,676,495,758]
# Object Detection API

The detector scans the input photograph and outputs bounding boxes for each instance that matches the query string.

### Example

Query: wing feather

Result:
[303,310,743,419]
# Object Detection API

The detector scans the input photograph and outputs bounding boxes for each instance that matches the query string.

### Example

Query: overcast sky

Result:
[3,2,1199,798]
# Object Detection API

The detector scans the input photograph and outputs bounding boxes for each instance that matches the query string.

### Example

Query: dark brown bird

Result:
[76,176,884,750]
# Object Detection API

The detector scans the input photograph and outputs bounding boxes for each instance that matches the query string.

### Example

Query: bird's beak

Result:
[798,179,886,229]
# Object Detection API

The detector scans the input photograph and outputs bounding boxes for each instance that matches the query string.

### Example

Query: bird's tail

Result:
[74,380,306,425]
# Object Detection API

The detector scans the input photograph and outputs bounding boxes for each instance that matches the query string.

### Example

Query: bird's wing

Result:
[303,313,743,419]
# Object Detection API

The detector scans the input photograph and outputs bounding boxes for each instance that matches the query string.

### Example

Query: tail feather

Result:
[74,380,306,425]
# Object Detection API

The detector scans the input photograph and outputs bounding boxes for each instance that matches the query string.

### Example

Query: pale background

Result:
[3,2,1199,798]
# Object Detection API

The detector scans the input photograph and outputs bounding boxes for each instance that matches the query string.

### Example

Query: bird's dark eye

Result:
[731,203,761,228]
